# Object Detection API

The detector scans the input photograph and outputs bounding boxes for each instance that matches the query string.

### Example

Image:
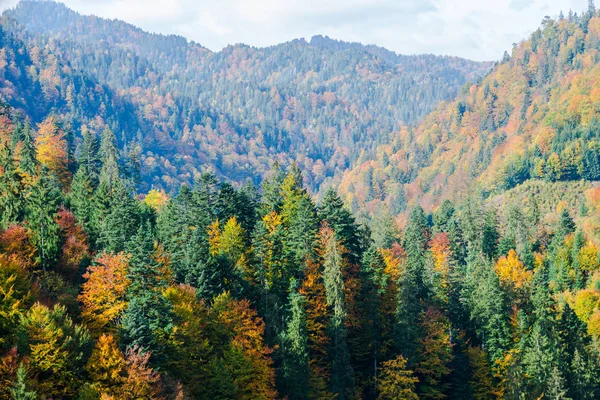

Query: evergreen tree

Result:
[0,144,25,228]
[9,364,36,400]
[279,283,310,400]
[319,188,362,264]
[78,128,101,187]
[397,206,429,361]
[121,224,173,363]
[17,121,37,176]
[26,171,62,270]
[99,127,120,189]
[320,226,354,399]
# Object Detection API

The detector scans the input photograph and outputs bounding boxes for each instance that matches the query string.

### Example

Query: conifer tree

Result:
[25,171,61,270]
[99,127,120,189]
[279,283,310,400]
[320,226,354,399]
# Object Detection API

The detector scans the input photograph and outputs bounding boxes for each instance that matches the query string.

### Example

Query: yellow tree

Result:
[79,253,130,333]
[86,334,126,396]
[377,354,419,400]
[495,250,533,302]
[144,189,169,212]
[35,116,70,185]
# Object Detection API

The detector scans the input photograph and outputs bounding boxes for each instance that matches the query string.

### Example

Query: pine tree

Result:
[99,127,120,189]
[0,144,25,228]
[121,224,173,363]
[279,283,310,400]
[97,180,140,253]
[17,121,36,177]
[69,168,96,240]
[397,206,429,361]
[319,188,361,263]
[78,128,101,187]
[25,171,61,270]
[9,364,36,400]
[320,226,354,399]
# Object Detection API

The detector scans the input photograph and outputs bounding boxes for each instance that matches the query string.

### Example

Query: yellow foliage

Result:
[495,250,533,292]
[144,189,169,211]
[578,242,600,272]
[87,334,126,394]
[35,116,70,185]
[377,355,419,400]
[573,288,600,323]
[79,253,130,332]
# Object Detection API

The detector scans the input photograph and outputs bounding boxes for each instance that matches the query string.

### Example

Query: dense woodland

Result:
[341,3,600,219]
[3,0,600,399]
[2,102,600,399]
[0,1,491,194]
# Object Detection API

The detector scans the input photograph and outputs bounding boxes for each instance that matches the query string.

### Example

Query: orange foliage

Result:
[35,116,70,184]
[56,209,89,279]
[79,252,130,332]
[0,225,35,268]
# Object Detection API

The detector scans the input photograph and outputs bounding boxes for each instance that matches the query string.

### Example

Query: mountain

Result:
[340,8,600,219]
[0,0,492,192]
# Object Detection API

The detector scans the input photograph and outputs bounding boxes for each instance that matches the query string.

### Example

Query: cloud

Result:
[0,0,591,61]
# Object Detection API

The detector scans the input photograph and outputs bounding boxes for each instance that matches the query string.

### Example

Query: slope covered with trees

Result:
[2,99,600,398]
[341,3,600,218]
[0,0,491,193]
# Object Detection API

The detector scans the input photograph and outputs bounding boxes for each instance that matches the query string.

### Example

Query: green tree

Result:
[320,226,354,399]
[99,127,120,189]
[9,364,36,400]
[279,283,310,400]
[25,171,61,270]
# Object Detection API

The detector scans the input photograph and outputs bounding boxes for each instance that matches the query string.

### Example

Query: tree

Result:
[79,252,130,332]
[16,303,92,398]
[319,188,361,263]
[35,116,70,185]
[377,355,419,400]
[0,144,25,229]
[25,172,61,270]
[279,283,310,400]
[397,206,429,361]
[320,225,354,399]
[86,334,126,396]
[9,364,36,400]
[78,128,101,187]
[415,307,453,399]
[121,225,173,362]
[466,346,495,400]
[99,127,120,189]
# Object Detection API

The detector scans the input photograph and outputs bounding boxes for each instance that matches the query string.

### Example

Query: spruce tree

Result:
[279,283,310,400]
[121,223,173,363]
[321,226,354,399]
[99,127,120,189]
[26,170,62,270]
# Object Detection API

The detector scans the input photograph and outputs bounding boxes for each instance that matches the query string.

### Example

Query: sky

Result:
[0,0,591,61]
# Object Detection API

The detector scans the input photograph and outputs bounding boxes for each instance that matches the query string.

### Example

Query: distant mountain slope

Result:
[340,7,600,216]
[0,0,492,192]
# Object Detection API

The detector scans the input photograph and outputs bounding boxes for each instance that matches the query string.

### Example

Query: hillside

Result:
[0,0,492,192]
[340,8,600,218]
[4,2,600,400]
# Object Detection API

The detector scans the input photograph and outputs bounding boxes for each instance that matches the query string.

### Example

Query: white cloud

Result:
[0,0,591,60]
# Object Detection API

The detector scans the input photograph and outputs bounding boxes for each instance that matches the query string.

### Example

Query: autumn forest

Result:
[2,0,600,399]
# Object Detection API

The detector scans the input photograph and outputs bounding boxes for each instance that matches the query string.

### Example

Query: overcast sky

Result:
[0,0,591,61]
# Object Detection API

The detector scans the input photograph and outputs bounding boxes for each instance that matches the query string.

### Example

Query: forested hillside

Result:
[2,98,600,399]
[0,0,491,192]
[5,1,600,399]
[341,3,600,218]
